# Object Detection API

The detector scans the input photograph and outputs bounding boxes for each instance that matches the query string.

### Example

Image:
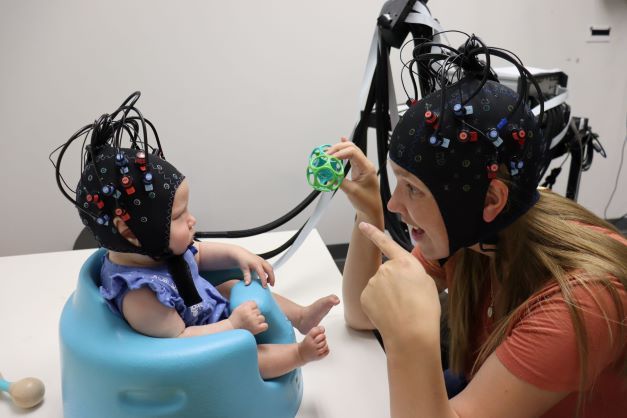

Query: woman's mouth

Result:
[411,227,425,241]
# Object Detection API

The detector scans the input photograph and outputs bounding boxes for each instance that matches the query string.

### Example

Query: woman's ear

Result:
[113,217,142,247]
[483,179,509,223]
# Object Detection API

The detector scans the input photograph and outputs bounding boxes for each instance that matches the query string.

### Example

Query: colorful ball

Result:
[306,145,345,192]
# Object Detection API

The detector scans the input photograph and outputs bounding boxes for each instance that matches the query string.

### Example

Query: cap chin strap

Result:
[437,239,497,266]
[166,251,203,307]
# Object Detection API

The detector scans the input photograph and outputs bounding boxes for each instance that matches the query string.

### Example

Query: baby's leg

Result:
[257,326,329,379]
[273,293,340,335]
[215,279,239,299]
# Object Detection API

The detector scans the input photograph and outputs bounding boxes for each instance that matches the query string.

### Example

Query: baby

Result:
[55,93,339,379]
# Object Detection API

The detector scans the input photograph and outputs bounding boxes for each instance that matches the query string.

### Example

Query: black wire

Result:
[408,59,419,100]
[558,153,570,168]
[467,46,525,120]
[434,55,455,138]
[460,35,490,106]
[486,48,544,122]
[398,30,468,100]
[194,190,320,239]
[113,105,149,157]
[79,129,90,179]
[87,116,113,196]
[398,30,469,59]
[489,46,525,68]
[412,42,461,59]
[400,61,412,102]
[512,58,544,121]
[406,34,496,138]
[125,118,165,157]
[51,92,167,223]
[257,225,305,259]
[399,29,471,57]
[51,124,95,207]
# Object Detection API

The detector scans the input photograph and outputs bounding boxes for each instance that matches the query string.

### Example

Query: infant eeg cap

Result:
[76,145,185,259]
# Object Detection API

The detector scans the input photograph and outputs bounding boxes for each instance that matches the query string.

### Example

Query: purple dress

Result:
[99,246,230,326]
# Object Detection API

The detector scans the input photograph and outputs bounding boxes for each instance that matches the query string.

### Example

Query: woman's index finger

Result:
[358,222,408,260]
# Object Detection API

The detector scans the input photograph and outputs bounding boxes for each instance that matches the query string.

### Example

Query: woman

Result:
[327,37,626,418]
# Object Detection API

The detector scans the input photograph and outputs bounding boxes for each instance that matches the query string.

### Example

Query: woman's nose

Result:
[387,188,401,214]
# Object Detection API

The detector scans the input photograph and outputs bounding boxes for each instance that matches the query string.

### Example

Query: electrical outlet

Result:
[586,25,611,43]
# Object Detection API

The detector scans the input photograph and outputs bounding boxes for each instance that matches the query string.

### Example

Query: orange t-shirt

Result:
[412,225,627,418]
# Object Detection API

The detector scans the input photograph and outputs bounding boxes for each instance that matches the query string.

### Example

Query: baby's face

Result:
[169,179,196,255]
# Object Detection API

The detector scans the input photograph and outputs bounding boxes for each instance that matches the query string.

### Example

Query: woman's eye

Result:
[406,183,425,198]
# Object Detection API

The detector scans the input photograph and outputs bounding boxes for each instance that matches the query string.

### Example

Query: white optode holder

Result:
[0,372,45,409]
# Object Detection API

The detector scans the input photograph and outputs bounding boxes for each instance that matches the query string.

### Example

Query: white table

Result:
[0,230,389,417]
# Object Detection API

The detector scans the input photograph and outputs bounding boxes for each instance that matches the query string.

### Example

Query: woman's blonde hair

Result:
[447,187,627,413]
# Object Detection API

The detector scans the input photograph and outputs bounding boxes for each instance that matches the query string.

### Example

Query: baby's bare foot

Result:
[298,326,329,364]
[297,295,340,335]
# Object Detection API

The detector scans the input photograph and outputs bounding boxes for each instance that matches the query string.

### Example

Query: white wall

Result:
[0,0,625,257]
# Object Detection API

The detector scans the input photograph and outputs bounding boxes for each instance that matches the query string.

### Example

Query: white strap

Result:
[272,191,333,270]
[413,1,449,45]
[358,29,379,111]
[405,12,444,33]
[549,117,572,150]
[388,56,400,129]
[532,90,568,117]
[531,90,570,149]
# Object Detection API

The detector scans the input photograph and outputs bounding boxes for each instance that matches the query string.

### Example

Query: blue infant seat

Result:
[60,248,302,418]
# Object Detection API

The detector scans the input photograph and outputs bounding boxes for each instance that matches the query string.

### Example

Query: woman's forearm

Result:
[386,335,458,418]
[342,211,384,330]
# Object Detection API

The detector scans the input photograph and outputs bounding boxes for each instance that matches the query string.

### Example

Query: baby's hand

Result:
[233,247,276,288]
[228,301,268,335]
